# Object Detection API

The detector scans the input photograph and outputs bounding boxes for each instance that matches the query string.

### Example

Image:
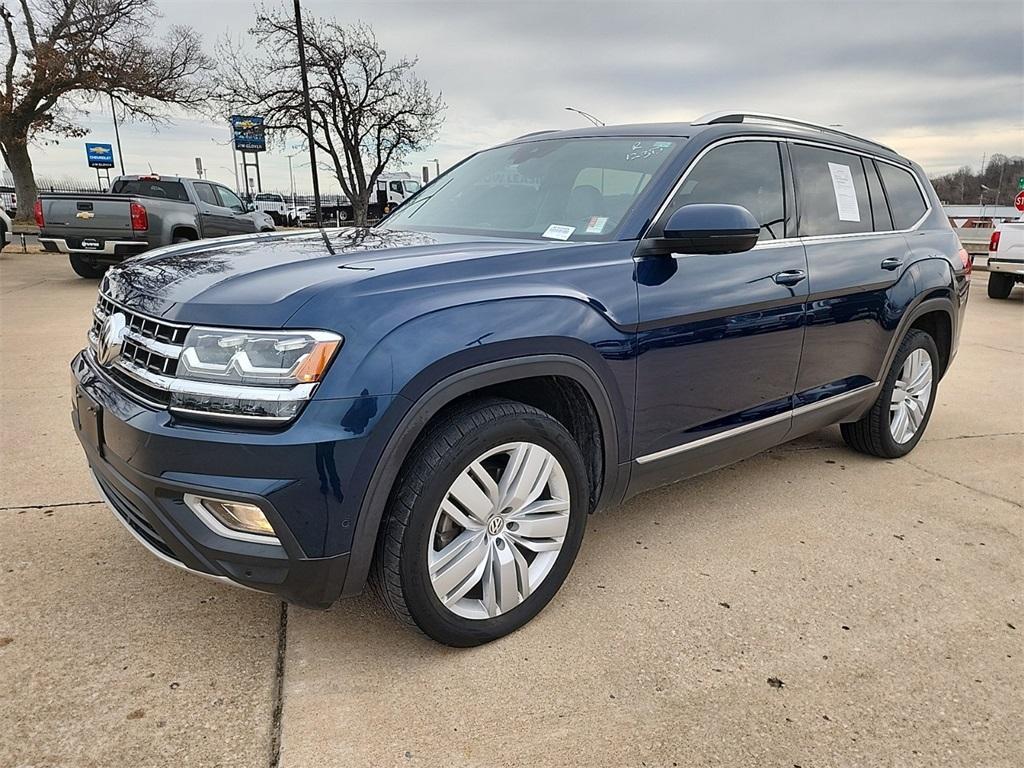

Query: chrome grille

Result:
[91,294,187,378]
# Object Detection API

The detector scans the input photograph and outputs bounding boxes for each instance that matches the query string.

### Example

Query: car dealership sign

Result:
[230,115,267,153]
[85,142,115,169]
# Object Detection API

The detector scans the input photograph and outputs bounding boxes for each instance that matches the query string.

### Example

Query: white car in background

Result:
[987,220,1024,299]
[252,192,290,225]
[0,207,11,252]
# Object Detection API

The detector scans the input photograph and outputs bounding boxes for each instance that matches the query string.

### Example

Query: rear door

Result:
[790,143,919,408]
[213,185,257,234]
[632,138,808,491]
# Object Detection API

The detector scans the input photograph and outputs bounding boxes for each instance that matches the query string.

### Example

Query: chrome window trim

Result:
[642,135,931,247]
[634,382,880,465]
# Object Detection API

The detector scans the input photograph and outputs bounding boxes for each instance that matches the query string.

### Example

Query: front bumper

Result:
[71,350,388,608]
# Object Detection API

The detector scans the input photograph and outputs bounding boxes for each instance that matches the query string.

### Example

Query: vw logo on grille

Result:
[97,312,127,367]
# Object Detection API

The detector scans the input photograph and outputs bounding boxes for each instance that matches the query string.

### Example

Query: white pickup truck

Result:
[987,220,1024,299]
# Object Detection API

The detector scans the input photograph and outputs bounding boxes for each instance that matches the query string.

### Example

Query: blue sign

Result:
[86,142,115,169]
[230,115,266,153]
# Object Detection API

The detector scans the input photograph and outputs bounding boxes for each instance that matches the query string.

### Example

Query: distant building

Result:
[943,204,1021,229]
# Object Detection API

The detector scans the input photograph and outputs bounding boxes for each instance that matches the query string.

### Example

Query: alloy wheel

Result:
[427,442,571,620]
[889,348,933,444]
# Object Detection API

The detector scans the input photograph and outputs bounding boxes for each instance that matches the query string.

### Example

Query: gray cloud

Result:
[27,0,1024,188]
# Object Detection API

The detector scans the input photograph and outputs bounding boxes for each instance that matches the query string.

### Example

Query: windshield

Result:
[384,137,680,240]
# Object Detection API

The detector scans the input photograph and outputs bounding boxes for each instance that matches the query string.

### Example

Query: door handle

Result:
[772,269,806,286]
[880,257,904,271]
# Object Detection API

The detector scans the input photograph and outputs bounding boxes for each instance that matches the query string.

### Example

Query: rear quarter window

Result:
[877,163,928,230]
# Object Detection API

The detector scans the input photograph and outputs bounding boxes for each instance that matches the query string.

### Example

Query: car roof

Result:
[505,115,910,165]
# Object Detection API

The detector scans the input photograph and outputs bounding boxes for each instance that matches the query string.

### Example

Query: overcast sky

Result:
[24,0,1024,197]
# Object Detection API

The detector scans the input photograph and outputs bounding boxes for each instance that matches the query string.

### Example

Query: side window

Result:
[864,159,893,232]
[877,162,928,230]
[791,144,872,236]
[215,186,245,213]
[194,183,220,207]
[660,141,786,241]
[389,181,404,194]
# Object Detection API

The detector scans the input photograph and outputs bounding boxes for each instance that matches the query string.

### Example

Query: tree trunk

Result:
[3,133,39,224]
[352,190,371,227]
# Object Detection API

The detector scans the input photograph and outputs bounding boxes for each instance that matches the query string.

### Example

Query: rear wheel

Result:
[371,398,589,646]
[987,272,1015,299]
[68,254,107,279]
[841,329,939,458]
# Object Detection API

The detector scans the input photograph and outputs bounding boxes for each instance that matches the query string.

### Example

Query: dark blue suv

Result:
[72,112,970,645]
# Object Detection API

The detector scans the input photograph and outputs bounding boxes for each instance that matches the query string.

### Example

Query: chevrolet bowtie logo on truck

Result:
[76,211,95,220]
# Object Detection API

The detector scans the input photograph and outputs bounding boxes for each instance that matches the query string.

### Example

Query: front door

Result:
[632,139,808,492]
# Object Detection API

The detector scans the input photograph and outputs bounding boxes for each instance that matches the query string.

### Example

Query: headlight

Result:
[171,327,341,423]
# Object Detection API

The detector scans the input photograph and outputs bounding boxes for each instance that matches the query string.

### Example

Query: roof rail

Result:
[513,129,559,140]
[691,111,897,154]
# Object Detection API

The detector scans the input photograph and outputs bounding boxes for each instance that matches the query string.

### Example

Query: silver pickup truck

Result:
[37,175,275,278]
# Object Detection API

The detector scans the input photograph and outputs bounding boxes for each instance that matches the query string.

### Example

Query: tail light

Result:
[130,201,149,231]
[959,247,972,278]
[989,230,1000,252]
[33,199,44,227]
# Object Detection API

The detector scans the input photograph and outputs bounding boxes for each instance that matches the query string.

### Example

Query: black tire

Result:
[68,254,107,279]
[840,329,939,459]
[987,272,1015,299]
[371,397,590,646]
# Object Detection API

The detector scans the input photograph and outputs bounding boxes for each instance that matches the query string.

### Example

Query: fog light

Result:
[183,494,279,542]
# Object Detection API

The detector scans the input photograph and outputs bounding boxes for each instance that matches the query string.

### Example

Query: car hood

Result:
[100,228,582,326]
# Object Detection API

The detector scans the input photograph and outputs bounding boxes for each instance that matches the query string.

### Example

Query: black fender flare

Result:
[340,353,623,597]
[876,293,956,384]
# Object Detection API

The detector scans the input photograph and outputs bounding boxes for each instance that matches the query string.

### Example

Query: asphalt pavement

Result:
[1,250,1021,768]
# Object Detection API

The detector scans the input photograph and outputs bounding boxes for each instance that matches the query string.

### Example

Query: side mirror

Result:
[642,203,760,256]
[246,202,257,212]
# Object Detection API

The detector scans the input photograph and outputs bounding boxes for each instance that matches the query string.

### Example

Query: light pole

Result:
[293,0,322,227]
[432,158,440,179]
[109,93,126,175]
[286,150,303,212]
[564,106,605,127]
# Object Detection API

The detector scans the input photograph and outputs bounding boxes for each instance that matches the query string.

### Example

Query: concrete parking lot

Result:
[1,250,1021,768]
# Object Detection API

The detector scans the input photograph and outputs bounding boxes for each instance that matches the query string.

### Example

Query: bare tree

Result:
[0,0,211,220]
[214,8,444,226]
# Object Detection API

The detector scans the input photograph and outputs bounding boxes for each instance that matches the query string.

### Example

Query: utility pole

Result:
[110,94,125,175]
[293,0,322,227]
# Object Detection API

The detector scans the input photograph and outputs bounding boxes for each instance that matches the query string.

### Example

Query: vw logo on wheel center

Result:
[96,312,127,367]
[486,515,505,536]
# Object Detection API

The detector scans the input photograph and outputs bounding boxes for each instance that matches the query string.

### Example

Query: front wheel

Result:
[371,398,589,646]
[987,272,1015,299]
[68,254,107,279]
[841,329,939,458]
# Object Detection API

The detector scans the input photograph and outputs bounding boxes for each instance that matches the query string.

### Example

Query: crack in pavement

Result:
[974,342,1024,356]
[905,459,1023,510]
[0,499,102,512]
[269,602,289,768]
[778,431,1023,453]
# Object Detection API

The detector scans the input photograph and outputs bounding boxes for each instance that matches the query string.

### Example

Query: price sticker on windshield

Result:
[542,224,575,240]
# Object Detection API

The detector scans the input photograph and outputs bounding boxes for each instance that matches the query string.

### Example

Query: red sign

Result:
[1016,190,1024,212]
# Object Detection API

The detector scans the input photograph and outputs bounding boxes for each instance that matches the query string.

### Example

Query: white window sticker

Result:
[828,162,861,222]
[585,216,609,234]
[542,224,575,240]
